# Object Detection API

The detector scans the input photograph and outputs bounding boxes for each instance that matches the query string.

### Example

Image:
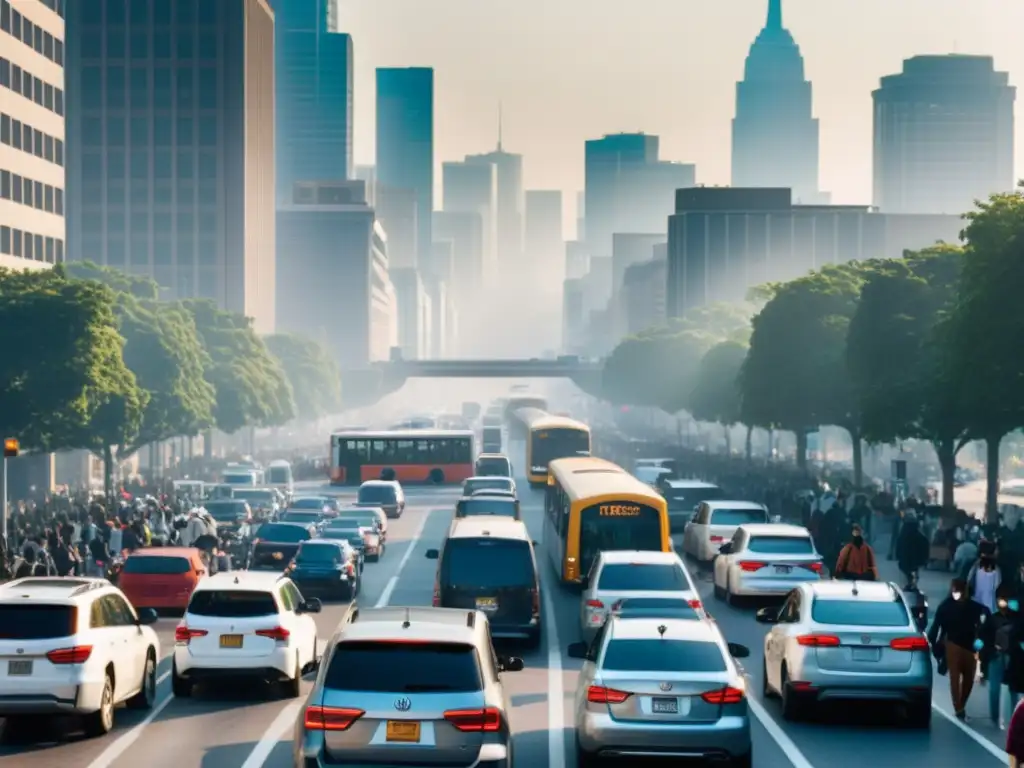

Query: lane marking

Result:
[745,695,817,768]
[932,703,1007,761]
[84,669,172,768]
[238,701,304,768]
[375,510,431,608]
[542,582,565,768]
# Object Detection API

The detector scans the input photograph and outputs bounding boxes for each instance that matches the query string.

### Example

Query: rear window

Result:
[465,479,510,494]
[280,512,321,524]
[188,590,278,617]
[235,491,274,505]
[336,515,376,528]
[324,641,483,692]
[223,473,254,484]
[710,508,767,526]
[460,499,517,517]
[475,458,510,476]
[255,523,310,543]
[358,485,396,503]
[124,555,191,575]
[296,544,343,565]
[442,538,535,588]
[204,502,248,521]
[666,486,723,510]
[268,467,290,483]
[598,563,689,591]
[291,498,327,509]
[747,536,814,555]
[602,639,727,672]
[811,599,910,627]
[0,605,75,639]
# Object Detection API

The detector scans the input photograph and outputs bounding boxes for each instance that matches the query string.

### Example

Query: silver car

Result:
[713,524,823,603]
[568,616,752,767]
[757,580,932,727]
[580,550,701,643]
[294,606,523,767]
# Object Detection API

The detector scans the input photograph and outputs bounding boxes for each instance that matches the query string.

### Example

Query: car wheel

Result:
[83,671,115,737]
[725,577,738,607]
[713,577,725,600]
[575,735,601,767]
[780,667,804,721]
[282,656,302,698]
[171,661,192,698]
[340,582,354,601]
[761,657,778,699]
[127,650,157,709]
[0,716,41,745]
[907,701,931,729]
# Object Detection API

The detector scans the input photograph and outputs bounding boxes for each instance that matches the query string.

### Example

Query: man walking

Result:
[929,577,990,719]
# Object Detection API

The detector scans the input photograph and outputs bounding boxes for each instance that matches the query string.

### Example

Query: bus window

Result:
[578,502,663,574]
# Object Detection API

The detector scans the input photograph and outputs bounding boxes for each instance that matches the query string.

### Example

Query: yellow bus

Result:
[524,413,591,487]
[544,456,671,586]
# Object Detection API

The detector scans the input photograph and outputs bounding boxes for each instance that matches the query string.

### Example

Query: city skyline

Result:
[343,0,1024,229]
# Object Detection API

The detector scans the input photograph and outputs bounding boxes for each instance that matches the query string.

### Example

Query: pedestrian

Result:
[896,511,930,588]
[928,577,990,719]
[1008,698,1024,767]
[981,589,1021,727]
[834,525,879,580]
[970,550,1003,614]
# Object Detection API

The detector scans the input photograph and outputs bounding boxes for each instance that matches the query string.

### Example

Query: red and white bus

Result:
[329,430,475,486]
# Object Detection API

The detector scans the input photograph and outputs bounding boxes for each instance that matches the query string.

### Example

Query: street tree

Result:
[689,340,748,453]
[263,333,342,423]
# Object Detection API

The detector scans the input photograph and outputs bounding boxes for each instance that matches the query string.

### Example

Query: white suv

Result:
[171,571,321,698]
[0,577,161,737]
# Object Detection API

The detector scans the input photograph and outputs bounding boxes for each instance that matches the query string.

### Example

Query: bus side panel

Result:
[359,464,474,484]
[658,499,672,553]
[329,467,347,485]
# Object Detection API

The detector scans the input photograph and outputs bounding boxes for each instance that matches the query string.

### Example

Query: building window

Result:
[107,30,126,59]
[176,116,193,144]
[0,226,9,255]
[108,118,126,146]
[130,31,148,58]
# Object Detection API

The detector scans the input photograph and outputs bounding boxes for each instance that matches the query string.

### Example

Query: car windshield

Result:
[358,485,396,503]
[204,502,248,521]
[442,539,535,588]
[296,544,342,565]
[746,536,815,555]
[324,641,483,692]
[710,508,767,526]
[597,563,689,591]
[291,498,327,510]
[811,599,911,627]
[267,467,290,483]
[187,590,278,617]
[254,523,310,543]
[602,639,727,672]
[123,555,191,574]
[0,605,76,639]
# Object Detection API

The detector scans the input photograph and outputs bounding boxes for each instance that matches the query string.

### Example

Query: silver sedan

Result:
[713,524,823,604]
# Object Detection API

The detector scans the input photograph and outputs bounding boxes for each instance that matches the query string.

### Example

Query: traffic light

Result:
[3,438,18,458]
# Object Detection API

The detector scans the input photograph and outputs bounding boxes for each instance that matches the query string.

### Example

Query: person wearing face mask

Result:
[969,551,1003,614]
[834,525,879,581]
[929,578,991,719]
[981,589,1022,727]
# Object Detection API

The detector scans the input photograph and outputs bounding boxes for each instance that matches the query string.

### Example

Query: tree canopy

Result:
[264,333,342,423]
[689,340,747,427]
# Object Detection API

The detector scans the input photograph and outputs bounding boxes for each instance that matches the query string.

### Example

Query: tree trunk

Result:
[848,428,863,488]
[933,438,957,509]
[795,430,808,471]
[986,434,1003,524]
[767,429,775,462]
[102,444,115,508]
[723,424,732,456]
[745,425,753,462]
[203,429,213,460]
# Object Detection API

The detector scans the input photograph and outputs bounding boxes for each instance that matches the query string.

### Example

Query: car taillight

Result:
[531,588,540,616]
[46,645,93,664]
[345,562,355,576]
[797,634,841,647]
[738,562,767,572]
[688,598,703,610]
[255,626,290,642]
[587,686,631,703]
[890,636,929,651]
[585,599,604,610]
[303,705,364,731]
[802,562,823,573]
[710,535,725,543]
[174,625,208,643]
[701,686,745,704]
[444,707,501,732]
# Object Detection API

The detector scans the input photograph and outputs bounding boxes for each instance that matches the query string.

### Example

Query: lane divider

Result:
[375,511,431,608]
[84,669,172,768]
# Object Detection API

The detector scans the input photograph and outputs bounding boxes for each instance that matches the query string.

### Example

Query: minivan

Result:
[426,518,541,648]
[355,480,405,518]
[474,453,512,478]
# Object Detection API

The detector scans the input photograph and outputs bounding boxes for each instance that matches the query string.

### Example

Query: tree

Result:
[689,340,747,452]
[263,334,342,423]
[846,245,969,506]
[947,186,1024,519]
[740,262,872,480]
[184,299,295,435]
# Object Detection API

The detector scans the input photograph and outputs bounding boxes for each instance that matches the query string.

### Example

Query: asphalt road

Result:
[0,480,1013,767]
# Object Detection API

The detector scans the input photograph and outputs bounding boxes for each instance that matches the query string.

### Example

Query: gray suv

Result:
[293,606,524,767]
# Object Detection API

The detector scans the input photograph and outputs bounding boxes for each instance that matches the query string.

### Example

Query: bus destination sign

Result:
[599,504,643,517]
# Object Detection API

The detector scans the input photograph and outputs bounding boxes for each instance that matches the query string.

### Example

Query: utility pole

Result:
[1,438,19,545]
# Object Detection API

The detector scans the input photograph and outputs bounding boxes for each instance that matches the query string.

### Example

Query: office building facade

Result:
[442,160,497,286]
[465,144,523,280]
[390,266,431,360]
[873,55,1015,215]
[524,189,562,277]
[0,0,66,270]
[375,184,418,269]
[621,256,667,336]
[565,240,589,280]
[275,0,352,196]
[65,0,276,331]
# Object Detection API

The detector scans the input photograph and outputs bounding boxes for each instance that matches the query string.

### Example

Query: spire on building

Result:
[497,102,503,152]
[766,0,782,29]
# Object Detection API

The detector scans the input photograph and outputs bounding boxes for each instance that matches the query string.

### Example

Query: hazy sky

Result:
[344,0,1024,233]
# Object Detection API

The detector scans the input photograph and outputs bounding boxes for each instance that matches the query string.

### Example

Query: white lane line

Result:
[375,510,431,608]
[932,704,1007,761]
[84,669,173,768]
[238,701,304,768]
[745,695,817,768]
[542,585,566,768]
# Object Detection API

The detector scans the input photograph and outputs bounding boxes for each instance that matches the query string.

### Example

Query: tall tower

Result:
[731,0,822,202]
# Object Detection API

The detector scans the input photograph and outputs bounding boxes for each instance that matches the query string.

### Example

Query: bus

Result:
[525,413,591,487]
[330,429,474,486]
[266,460,293,496]
[544,456,671,586]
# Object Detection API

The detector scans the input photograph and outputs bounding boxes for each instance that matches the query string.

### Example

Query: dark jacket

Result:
[1004,620,1024,694]
[928,594,990,653]
[980,609,1018,676]
[896,521,930,575]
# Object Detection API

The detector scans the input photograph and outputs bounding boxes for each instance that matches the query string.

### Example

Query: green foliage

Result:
[689,341,748,426]
[263,333,342,423]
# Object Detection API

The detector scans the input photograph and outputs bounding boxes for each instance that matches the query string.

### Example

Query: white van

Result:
[266,460,294,497]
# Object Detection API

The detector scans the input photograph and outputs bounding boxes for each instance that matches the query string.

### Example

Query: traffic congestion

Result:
[0,396,1016,768]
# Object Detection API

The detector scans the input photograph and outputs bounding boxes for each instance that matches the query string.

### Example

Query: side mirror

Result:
[755,607,779,624]
[499,656,524,672]
[196,569,206,576]
[566,642,588,659]
[718,543,733,555]
[301,598,323,614]
[728,642,751,658]
[136,607,159,626]
[425,549,439,560]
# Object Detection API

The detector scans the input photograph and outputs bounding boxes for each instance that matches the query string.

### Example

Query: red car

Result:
[119,547,207,612]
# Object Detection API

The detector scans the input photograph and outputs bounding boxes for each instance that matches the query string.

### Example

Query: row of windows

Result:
[78,236,220,267]
[0,58,64,116]
[80,209,219,236]
[0,226,64,263]
[335,438,474,466]
[0,113,64,167]
[80,0,219,25]
[37,0,65,18]
[0,170,64,215]
[545,484,572,538]
[79,180,220,207]
[79,28,220,61]
[81,113,219,148]
[80,150,219,182]
[1,1,65,67]
[79,66,220,111]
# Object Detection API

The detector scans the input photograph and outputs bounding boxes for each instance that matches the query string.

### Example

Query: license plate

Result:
[8,660,31,676]
[220,634,243,648]
[652,697,679,714]
[475,597,497,612]
[774,565,792,574]
[852,648,880,662]
[386,720,421,742]
[272,552,284,560]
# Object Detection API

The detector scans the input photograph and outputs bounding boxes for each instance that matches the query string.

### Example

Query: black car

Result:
[248,522,315,569]
[319,523,367,571]
[288,540,359,601]
[203,500,253,537]
[454,493,520,521]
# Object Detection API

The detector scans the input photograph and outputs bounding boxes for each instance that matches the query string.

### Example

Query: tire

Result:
[339,582,354,601]
[523,627,542,651]
[575,736,601,768]
[731,751,753,768]
[127,650,157,709]
[83,671,115,737]
[282,656,302,698]
[713,579,726,600]
[725,577,739,607]
[761,657,778,699]
[171,661,192,698]
[780,667,804,722]
[907,701,931,729]
[428,468,445,484]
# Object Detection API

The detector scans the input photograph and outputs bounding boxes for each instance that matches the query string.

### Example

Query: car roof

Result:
[300,539,345,548]
[468,489,515,497]
[338,607,482,645]
[663,479,718,489]
[359,480,397,488]
[0,577,113,604]
[476,453,509,460]
[465,476,513,484]
[448,516,531,541]
[804,580,900,601]
[548,456,665,505]
[609,616,718,642]
[194,571,285,592]
[126,547,198,557]
[739,523,809,537]
[598,550,682,565]
[704,500,767,510]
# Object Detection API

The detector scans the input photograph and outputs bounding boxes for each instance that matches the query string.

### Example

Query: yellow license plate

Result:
[386,720,421,742]
[220,634,243,648]
[475,597,497,610]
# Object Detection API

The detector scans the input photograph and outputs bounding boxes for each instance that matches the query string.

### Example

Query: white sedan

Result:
[713,524,823,605]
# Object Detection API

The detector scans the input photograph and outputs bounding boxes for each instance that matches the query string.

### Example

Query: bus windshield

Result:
[532,428,590,470]
[267,466,291,484]
[578,501,663,574]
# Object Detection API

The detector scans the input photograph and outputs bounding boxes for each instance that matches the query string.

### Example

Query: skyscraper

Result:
[65,0,276,331]
[376,67,433,264]
[524,190,562,279]
[873,55,1016,215]
[442,160,497,288]
[275,0,353,196]
[731,0,823,203]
